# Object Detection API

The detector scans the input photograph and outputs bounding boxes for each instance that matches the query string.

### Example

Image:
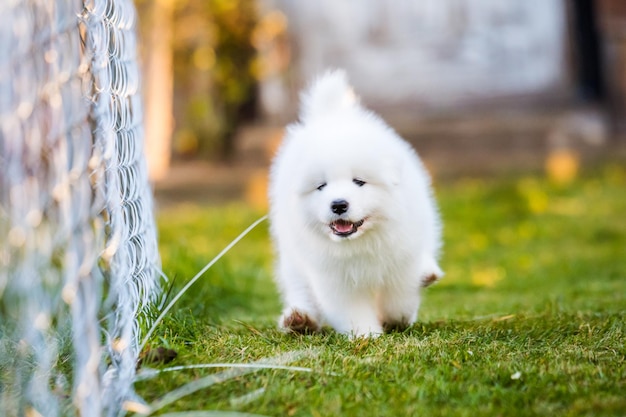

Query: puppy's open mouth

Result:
[330,219,365,237]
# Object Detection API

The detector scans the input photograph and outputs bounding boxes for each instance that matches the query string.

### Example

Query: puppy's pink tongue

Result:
[333,220,353,233]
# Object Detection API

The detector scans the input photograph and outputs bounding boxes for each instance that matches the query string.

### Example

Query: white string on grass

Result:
[135,363,314,381]
[140,215,268,352]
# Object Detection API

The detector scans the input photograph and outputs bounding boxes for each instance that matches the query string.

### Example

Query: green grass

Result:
[136,165,626,416]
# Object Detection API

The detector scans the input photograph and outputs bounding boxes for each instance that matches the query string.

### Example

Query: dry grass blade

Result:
[139,349,318,415]
[229,388,266,408]
[154,411,267,417]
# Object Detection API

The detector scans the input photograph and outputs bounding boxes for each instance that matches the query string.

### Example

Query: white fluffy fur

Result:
[268,69,443,338]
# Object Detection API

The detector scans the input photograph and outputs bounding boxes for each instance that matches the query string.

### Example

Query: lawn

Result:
[135,165,626,417]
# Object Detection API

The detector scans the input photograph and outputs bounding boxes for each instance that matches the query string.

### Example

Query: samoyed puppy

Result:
[268,70,443,338]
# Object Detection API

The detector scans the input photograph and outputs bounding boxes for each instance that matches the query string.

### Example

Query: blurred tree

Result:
[137,0,259,162]
[211,0,259,157]
[141,0,175,180]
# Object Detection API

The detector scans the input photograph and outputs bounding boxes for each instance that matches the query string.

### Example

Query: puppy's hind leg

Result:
[419,255,444,288]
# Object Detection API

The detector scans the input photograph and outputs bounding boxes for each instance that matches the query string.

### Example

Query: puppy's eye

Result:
[353,178,366,187]
[316,182,327,191]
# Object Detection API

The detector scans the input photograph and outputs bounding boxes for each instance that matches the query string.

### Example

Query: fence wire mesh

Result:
[0,0,160,416]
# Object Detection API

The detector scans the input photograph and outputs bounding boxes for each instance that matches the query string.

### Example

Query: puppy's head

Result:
[292,116,402,243]
[273,70,414,244]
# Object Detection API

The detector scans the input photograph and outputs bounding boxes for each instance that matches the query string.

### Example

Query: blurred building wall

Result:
[258,0,571,123]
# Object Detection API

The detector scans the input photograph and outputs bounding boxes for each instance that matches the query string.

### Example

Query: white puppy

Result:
[268,70,443,338]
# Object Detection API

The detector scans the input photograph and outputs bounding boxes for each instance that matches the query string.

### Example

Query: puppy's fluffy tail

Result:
[299,69,358,121]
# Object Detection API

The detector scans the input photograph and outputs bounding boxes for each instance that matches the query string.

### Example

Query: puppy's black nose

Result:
[331,199,349,215]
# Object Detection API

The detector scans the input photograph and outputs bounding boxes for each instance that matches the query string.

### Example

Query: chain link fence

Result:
[0,0,160,415]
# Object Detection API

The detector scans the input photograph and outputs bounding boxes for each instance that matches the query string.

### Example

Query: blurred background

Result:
[2,3,624,414]
[139,0,626,208]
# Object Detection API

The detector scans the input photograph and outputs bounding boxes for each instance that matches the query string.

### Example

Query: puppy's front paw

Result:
[345,322,383,339]
[280,309,320,334]
[348,330,382,340]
